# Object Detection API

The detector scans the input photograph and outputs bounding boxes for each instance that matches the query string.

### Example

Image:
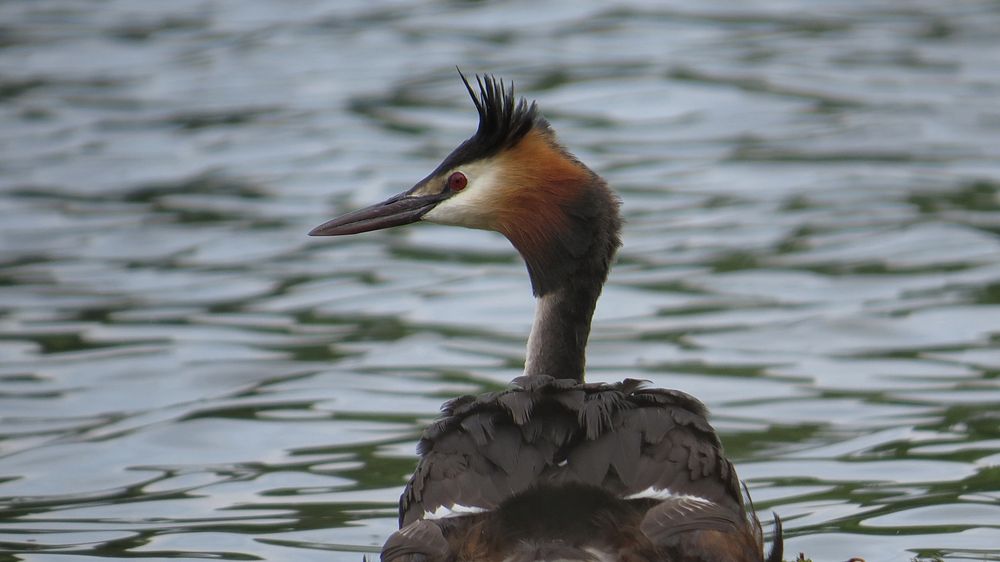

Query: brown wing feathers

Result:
[391,375,757,559]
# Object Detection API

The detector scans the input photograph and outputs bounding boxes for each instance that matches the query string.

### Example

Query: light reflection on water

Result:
[2,1,999,561]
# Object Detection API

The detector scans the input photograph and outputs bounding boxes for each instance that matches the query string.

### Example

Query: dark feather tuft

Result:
[459,69,545,157]
[430,70,549,173]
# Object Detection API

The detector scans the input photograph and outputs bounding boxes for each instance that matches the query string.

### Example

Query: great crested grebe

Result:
[310,72,783,562]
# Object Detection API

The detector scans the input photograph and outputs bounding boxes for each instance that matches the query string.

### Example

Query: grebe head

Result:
[310,71,620,297]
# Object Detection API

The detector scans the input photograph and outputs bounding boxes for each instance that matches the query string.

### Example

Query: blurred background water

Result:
[1,1,999,560]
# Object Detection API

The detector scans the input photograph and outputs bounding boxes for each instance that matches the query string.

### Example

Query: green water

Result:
[1,1,999,561]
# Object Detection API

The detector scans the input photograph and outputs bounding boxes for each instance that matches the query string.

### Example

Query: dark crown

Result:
[434,72,549,172]
[462,71,546,154]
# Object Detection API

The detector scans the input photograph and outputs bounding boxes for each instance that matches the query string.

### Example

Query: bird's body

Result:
[311,73,782,562]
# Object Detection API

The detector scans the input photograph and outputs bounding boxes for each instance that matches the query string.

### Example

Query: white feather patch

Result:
[583,547,620,562]
[422,503,488,520]
[624,487,714,505]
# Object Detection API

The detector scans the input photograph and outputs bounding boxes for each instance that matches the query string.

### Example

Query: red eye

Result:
[448,171,468,192]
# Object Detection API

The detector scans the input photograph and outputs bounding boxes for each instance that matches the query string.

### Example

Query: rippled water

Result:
[2,1,999,561]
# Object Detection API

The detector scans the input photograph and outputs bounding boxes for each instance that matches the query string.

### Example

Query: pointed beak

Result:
[309,191,448,236]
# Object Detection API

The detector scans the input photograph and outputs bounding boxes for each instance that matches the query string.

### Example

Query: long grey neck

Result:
[520,179,621,383]
[524,284,601,382]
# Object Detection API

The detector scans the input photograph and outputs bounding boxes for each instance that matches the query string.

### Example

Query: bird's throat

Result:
[524,287,596,382]
[521,213,617,383]
[495,140,623,382]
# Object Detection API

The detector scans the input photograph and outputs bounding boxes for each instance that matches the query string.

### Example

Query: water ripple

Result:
[1,1,999,561]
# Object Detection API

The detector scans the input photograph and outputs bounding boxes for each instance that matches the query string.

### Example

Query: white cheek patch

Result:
[422,161,501,230]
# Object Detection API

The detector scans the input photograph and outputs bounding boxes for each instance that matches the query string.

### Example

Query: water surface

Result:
[1,1,999,561]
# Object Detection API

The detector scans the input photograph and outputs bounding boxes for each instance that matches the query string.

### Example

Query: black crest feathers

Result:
[461,69,544,152]
[437,70,548,170]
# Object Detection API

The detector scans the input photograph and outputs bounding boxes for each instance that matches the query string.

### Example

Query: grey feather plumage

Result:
[383,376,774,561]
